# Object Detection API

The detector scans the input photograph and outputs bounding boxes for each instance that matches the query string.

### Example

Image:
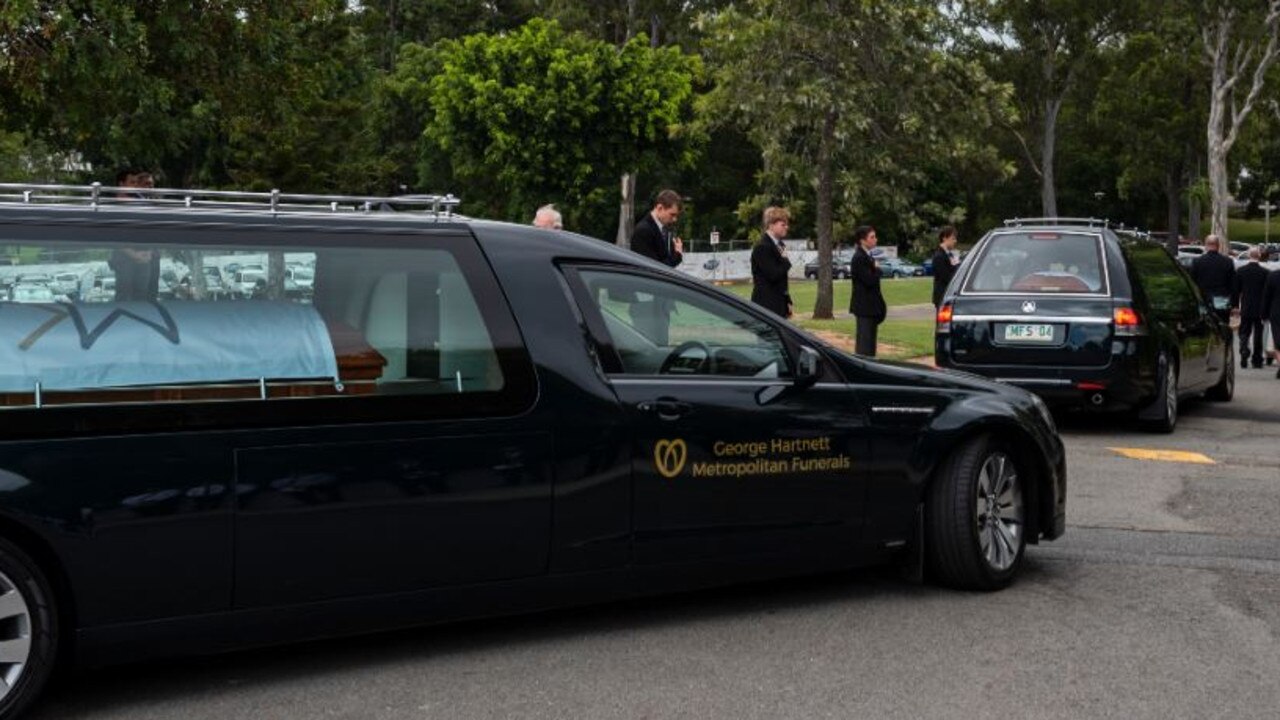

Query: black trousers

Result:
[630,300,670,346]
[855,316,878,357]
[1239,318,1265,366]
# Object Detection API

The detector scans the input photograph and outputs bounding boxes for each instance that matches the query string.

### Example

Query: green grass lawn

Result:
[721,276,934,309]
[716,278,936,361]
[1227,217,1280,245]
[794,317,936,360]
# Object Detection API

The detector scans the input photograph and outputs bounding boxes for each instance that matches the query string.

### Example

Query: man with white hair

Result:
[1190,234,1237,322]
[1236,246,1270,368]
[532,204,562,230]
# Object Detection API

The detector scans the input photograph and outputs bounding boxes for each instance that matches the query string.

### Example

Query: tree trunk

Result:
[1040,97,1061,218]
[189,250,207,299]
[1164,166,1183,255]
[1207,88,1230,240]
[1206,37,1230,241]
[1201,2,1280,240]
[812,109,837,320]
[1189,193,1202,241]
[616,172,636,248]
[266,250,286,300]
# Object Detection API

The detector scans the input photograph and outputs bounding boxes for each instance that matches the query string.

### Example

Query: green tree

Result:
[964,0,1138,218]
[1199,0,1280,240]
[1,1,381,191]
[700,0,1011,319]
[389,18,701,234]
[1094,20,1205,252]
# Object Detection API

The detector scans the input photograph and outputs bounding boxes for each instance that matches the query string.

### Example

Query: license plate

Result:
[1003,324,1055,342]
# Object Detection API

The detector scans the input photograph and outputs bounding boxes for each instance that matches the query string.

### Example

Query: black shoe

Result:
[1276,367,1280,379]
[1242,359,1250,369]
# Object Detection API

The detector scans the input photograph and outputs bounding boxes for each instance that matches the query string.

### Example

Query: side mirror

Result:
[796,345,822,387]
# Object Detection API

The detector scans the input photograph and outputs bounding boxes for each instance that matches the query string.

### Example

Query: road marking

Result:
[1107,447,1216,464]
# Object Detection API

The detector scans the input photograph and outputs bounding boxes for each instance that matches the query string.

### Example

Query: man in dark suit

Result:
[628,189,684,343]
[1235,246,1270,368]
[850,225,886,356]
[1263,266,1280,377]
[630,189,684,268]
[1190,234,1237,322]
[750,206,793,318]
[931,225,960,309]
[109,169,161,301]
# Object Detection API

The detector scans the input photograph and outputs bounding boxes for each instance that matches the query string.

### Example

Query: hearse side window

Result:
[576,269,792,378]
[965,232,1107,294]
[1125,244,1199,320]
[0,239,513,409]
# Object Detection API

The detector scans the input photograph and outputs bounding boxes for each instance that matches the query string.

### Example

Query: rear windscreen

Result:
[964,231,1107,294]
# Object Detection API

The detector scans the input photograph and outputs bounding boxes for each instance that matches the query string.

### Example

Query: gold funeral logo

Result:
[653,439,688,479]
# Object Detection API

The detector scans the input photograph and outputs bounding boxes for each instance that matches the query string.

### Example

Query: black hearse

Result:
[935,219,1234,432]
[0,184,1064,719]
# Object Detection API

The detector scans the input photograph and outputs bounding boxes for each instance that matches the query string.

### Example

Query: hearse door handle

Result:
[637,398,692,420]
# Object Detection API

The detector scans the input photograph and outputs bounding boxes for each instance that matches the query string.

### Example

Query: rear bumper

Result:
[937,338,1157,410]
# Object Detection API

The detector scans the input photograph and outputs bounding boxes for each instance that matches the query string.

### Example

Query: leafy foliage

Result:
[389,18,701,230]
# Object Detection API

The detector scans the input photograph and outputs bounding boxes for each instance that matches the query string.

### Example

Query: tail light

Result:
[1113,306,1144,337]
[937,303,953,333]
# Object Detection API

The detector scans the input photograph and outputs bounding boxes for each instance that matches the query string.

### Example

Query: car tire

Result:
[925,434,1026,591]
[0,537,58,720]
[1205,349,1234,402]
[1143,355,1178,434]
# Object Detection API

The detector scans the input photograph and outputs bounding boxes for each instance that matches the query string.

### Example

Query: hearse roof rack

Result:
[0,183,462,219]
[1003,217,1109,227]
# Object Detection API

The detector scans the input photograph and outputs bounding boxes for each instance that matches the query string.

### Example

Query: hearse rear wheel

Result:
[1143,357,1178,434]
[1206,350,1234,401]
[926,435,1026,591]
[0,538,57,720]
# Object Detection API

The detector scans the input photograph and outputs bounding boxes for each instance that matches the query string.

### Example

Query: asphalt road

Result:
[31,367,1280,720]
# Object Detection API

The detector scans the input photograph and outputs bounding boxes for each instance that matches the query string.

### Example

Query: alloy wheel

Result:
[0,570,32,703]
[974,451,1024,572]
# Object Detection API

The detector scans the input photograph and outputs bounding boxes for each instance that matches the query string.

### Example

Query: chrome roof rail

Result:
[1003,217,1108,228]
[0,183,462,219]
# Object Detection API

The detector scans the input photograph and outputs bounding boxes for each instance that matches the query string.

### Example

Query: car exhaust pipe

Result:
[1090,393,1105,406]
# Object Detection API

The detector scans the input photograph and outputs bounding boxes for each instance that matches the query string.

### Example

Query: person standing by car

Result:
[109,169,161,301]
[1235,246,1269,368]
[629,190,684,343]
[1190,234,1237,322]
[931,225,960,309]
[1263,265,1280,377]
[850,225,886,356]
[531,204,563,230]
[630,190,684,267]
[750,206,793,318]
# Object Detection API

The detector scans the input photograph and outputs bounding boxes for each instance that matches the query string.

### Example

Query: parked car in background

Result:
[1175,243,1204,268]
[9,282,56,303]
[803,248,854,279]
[52,271,84,297]
[936,220,1233,433]
[878,257,924,278]
[233,267,267,298]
